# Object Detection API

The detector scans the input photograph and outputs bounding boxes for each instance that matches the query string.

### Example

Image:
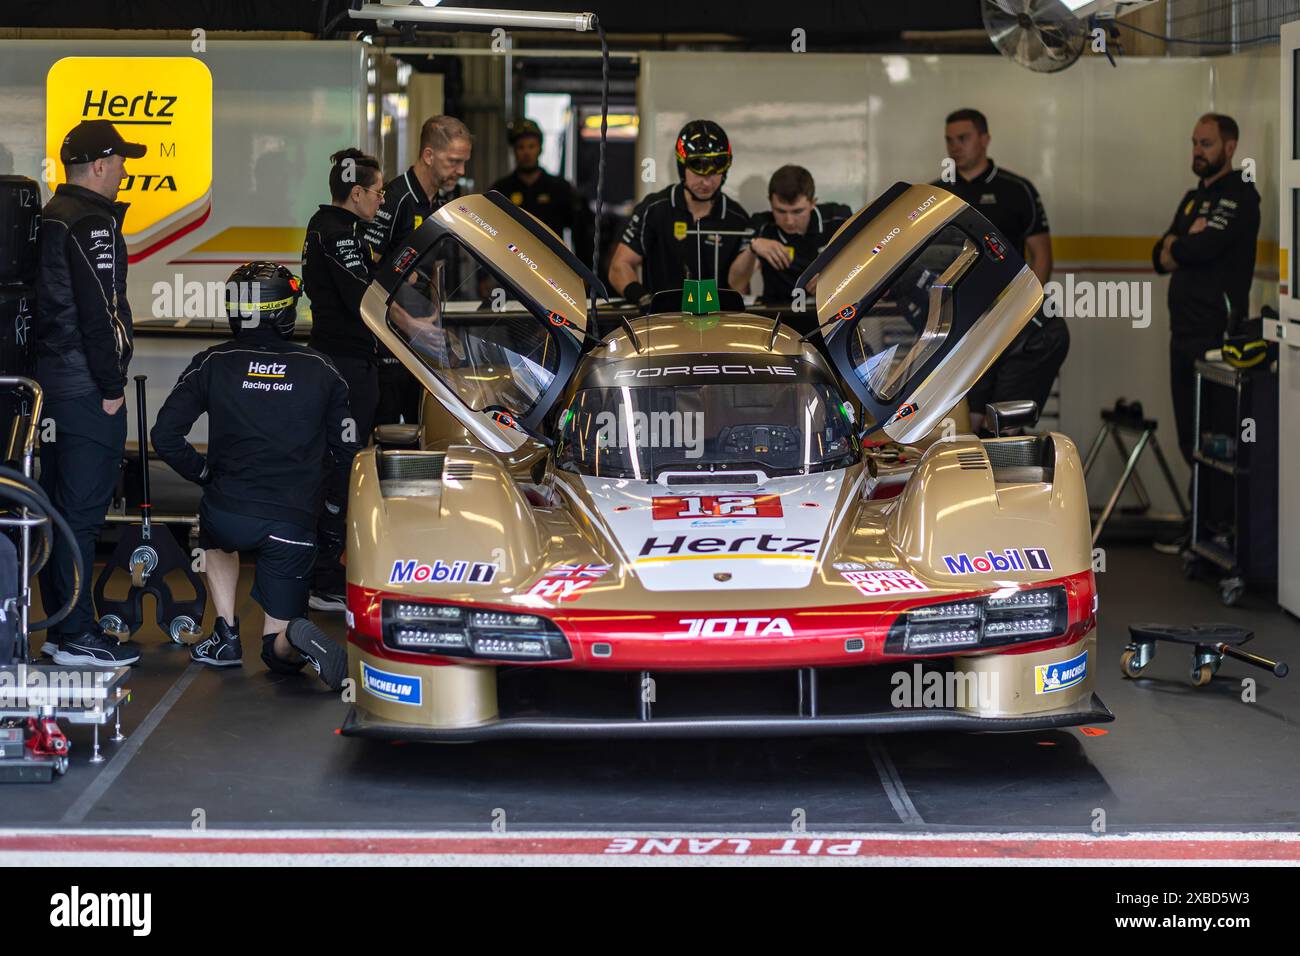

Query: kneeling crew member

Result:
[151,262,358,688]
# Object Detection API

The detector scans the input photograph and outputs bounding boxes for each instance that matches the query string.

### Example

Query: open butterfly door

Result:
[797,182,1044,443]
[359,190,607,454]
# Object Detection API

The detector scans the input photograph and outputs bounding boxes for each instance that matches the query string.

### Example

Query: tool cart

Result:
[1183,357,1279,606]
[0,377,131,782]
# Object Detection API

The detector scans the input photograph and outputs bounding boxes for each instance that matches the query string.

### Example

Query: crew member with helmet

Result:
[609,119,750,310]
[150,262,358,688]
[301,147,384,612]
[490,119,593,267]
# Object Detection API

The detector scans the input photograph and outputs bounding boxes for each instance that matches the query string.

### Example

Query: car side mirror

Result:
[984,400,1038,437]
[373,424,422,449]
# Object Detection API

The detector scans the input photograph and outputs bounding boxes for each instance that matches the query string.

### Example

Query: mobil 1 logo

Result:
[941,547,1052,575]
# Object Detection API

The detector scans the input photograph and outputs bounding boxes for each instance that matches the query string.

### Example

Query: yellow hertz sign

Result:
[46,56,213,260]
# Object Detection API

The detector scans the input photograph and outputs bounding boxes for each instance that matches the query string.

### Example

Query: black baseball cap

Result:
[60,120,147,165]
[507,118,543,145]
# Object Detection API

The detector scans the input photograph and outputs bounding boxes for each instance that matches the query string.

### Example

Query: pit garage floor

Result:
[2,543,1298,865]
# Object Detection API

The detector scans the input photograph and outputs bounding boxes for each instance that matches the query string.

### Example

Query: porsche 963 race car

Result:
[338,182,1109,741]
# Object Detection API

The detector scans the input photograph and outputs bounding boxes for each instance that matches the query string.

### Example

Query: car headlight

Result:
[382,600,572,661]
[886,585,1069,654]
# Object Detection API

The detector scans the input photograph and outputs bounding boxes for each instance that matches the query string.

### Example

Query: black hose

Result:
[588,15,609,329]
[0,466,81,632]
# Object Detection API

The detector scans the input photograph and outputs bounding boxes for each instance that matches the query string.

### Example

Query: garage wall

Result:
[639,50,1280,512]
[0,39,367,444]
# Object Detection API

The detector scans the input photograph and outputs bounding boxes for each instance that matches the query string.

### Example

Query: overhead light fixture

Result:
[351,2,596,32]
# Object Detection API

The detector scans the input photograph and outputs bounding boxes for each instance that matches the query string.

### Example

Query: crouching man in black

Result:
[150,262,359,688]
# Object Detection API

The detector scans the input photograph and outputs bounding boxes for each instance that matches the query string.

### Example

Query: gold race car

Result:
[339,183,1109,740]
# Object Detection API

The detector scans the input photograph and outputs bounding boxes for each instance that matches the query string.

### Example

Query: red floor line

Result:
[1,835,1298,859]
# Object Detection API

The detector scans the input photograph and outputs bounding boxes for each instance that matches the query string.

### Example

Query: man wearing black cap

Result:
[35,120,145,666]
[490,119,593,268]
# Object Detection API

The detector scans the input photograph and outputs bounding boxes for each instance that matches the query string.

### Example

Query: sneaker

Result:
[286,618,348,691]
[308,590,347,613]
[261,633,306,675]
[40,636,63,657]
[53,630,141,667]
[190,617,242,668]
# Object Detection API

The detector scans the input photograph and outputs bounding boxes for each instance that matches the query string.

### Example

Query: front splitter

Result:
[339,693,1113,742]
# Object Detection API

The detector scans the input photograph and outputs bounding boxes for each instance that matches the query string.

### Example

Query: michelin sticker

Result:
[361,661,423,706]
[1034,650,1088,695]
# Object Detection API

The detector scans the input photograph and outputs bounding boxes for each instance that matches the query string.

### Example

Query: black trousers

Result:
[313,353,378,592]
[37,392,127,638]
[374,356,423,427]
[1169,333,1220,466]
[967,314,1070,425]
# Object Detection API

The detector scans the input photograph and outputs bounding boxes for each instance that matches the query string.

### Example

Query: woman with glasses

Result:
[300,146,385,612]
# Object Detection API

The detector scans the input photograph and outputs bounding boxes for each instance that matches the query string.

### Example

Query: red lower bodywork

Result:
[347,569,1096,671]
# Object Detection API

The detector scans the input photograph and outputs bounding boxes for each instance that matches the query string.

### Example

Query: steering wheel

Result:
[717,423,800,457]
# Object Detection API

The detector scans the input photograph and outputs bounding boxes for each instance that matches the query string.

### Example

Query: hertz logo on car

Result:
[46,56,213,261]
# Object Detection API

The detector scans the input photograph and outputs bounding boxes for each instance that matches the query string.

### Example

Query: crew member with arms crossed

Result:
[151,262,358,688]
[1152,112,1260,553]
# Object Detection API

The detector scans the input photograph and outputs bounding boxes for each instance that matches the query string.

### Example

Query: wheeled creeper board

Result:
[1122,623,1289,687]
[0,665,131,782]
[93,375,206,644]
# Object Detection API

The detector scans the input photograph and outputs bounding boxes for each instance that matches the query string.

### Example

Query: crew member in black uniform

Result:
[301,147,384,611]
[609,120,750,309]
[728,164,851,331]
[35,120,146,667]
[934,108,1067,432]
[490,119,593,268]
[1154,112,1260,465]
[1152,113,1260,553]
[151,262,358,688]
[365,115,474,427]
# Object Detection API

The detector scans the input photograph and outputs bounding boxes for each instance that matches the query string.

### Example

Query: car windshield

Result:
[555,376,859,480]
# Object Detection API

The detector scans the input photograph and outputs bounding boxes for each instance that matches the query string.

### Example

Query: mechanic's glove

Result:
[622,281,654,315]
